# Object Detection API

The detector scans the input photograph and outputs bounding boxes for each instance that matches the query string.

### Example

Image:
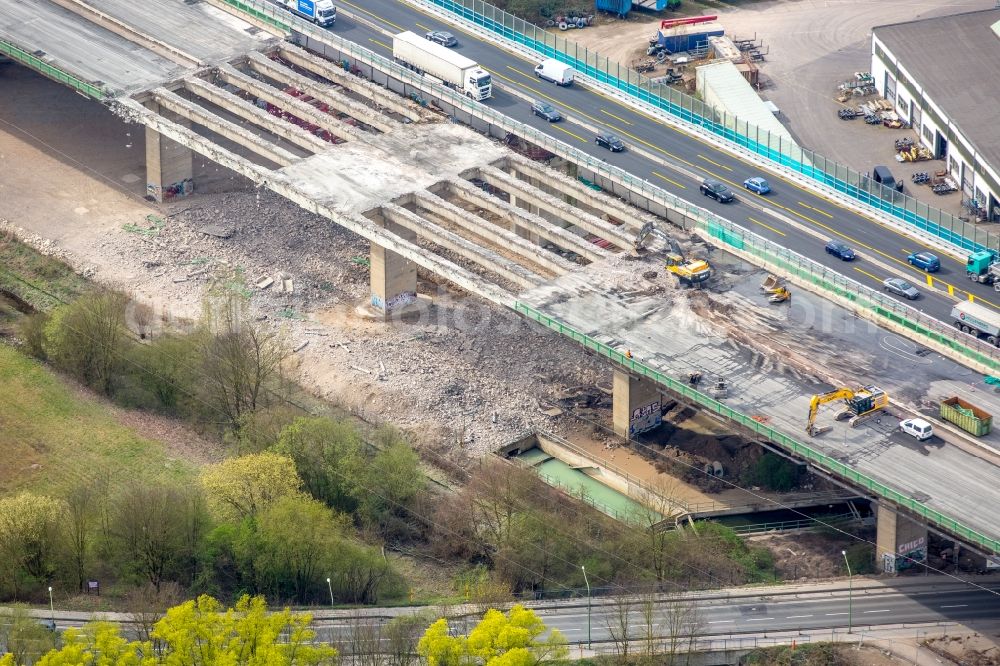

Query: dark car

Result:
[700,178,735,203]
[883,277,920,300]
[825,239,855,261]
[595,131,625,152]
[425,30,457,47]
[531,100,562,122]
[907,251,940,272]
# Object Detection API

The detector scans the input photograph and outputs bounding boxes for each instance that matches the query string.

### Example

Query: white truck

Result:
[951,301,1000,345]
[276,0,336,27]
[534,58,574,86]
[392,31,492,101]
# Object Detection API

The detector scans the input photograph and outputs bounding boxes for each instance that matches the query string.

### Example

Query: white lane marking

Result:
[826,612,849,616]
[786,614,813,619]
[863,609,891,614]
[940,604,968,608]
[747,618,774,621]
[708,620,733,624]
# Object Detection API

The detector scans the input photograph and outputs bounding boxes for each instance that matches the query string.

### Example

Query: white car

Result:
[900,418,933,441]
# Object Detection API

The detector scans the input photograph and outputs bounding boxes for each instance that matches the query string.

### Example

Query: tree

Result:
[0,493,63,598]
[62,481,96,594]
[43,291,129,395]
[417,605,567,666]
[35,622,150,666]
[274,416,366,512]
[200,452,302,522]
[353,429,427,539]
[198,294,286,431]
[0,606,58,665]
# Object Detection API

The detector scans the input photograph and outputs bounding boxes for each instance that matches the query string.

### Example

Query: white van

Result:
[900,418,933,441]
[534,59,575,86]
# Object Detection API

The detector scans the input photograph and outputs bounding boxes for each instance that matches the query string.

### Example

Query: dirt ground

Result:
[924,633,1000,666]
[567,0,996,220]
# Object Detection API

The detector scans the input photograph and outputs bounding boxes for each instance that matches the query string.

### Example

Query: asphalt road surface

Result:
[325,1,1000,334]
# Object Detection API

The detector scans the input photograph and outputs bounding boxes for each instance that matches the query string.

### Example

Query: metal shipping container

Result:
[940,396,993,436]
[595,0,631,16]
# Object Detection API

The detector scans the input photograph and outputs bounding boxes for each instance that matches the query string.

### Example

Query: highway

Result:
[327,1,1000,330]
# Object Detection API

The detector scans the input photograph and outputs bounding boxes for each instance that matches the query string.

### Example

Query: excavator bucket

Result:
[760,274,781,292]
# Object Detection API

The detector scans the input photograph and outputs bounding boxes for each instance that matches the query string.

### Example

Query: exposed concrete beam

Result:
[114,99,515,308]
[48,0,202,68]
[448,179,612,263]
[478,165,633,250]
[413,189,574,277]
[150,88,298,167]
[277,44,423,123]
[505,154,655,233]
[216,63,359,142]
[183,77,329,154]
[382,203,544,290]
[247,52,395,134]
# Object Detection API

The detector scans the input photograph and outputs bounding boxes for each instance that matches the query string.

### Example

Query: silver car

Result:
[882,277,919,300]
[425,30,457,47]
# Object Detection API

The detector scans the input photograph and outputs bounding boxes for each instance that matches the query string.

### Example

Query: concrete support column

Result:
[612,369,662,440]
[875,502,928,574]
[144,101,193,203]
[370,217,417,317]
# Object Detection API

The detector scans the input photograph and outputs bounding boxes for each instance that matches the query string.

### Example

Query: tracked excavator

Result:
[634,222,712,286]
[805,385,889,436]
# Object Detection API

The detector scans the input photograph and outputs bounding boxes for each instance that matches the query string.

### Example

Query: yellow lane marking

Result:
[552,125,587,142]
[599,109,633,126]
[797,201,834,219]
[369,38,391,50]
[698,155,733,171]
[415,22,432,31]
[854,267,882,282]
[652,171,686,189]
[339,0,405,31]
[747,216,786,236]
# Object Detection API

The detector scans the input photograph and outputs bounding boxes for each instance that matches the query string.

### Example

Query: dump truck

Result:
[965,250,1000,290]
[951,301,1000,345]
[940,397,992,436]
[275,0,336,27]
[392,31,492,101]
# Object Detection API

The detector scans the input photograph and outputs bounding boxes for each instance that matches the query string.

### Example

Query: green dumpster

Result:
[940,397,992,436]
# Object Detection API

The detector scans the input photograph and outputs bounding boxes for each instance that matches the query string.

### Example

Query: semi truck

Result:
[951,300,1000,345]
[275,0,336,27]
[966,249,1000,290]
[392,31,492,101]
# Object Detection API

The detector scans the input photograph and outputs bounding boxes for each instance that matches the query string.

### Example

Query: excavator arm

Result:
[806,385,889,436]
[806,388,856,436]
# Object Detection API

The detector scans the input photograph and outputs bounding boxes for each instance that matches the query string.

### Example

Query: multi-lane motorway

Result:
[327,0,1000,329]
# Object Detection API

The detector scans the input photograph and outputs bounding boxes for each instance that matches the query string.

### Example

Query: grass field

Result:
[0,343,198,497]
[0,230,90,312]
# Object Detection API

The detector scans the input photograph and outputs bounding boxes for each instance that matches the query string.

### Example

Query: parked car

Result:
[530,100,562,122]
[595,131,625,152]
[700,178,734,203]
[742,176,771,195]
[883,277,920,300]
[425,30,457,47]
[907,251,940,272]
[825,240,855,261]
[900,418,933,441]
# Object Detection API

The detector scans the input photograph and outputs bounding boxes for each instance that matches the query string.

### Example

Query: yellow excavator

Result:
[633,222,712,286]
[805,385,889,436]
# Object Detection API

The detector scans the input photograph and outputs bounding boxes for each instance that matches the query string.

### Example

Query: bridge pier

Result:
[144,101,193,203]
[875,501,928,574]
[612,369,662,440]
[369,214,418,317]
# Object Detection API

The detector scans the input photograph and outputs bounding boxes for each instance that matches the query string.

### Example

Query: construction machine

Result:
[634,222,712,286]
[805,385,889,436]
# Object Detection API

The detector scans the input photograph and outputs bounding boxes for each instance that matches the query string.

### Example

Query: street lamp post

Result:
[48,586,54,625]
[581,565,591,649]
[326,577,335,607]
[842,550,853,633]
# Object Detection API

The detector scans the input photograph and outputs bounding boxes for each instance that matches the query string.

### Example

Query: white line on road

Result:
[863,609,891,614]
[707,620,733,624]
[940,604,968,608]
[786,615,813,619]
[747,618,775,622]
[826,612,849,616]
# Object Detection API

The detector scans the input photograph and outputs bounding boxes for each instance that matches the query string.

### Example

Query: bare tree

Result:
[341,618,386,666]
[384,614,430,666]
[662,598,703,665]
[606,592,634,661]
[63,481,95,593]
[638,591,662,661]
[125,581,182,643]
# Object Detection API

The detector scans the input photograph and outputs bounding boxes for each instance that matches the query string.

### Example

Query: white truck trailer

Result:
[392,31,492,101]
[951,301,1000,345]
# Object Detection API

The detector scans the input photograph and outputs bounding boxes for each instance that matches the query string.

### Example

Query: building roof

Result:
[695,61,793,145]
[873,8,1000,170]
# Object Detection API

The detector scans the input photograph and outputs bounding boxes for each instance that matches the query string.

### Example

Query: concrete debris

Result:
[294,340,309,352]
[255,276,274,289]
[198,224,233,238]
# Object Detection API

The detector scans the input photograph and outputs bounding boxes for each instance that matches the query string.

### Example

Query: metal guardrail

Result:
[515,302,1000,556]
[683,491,859,516]
[729,513,855,535]
[0,39,108,100]
[416,0,997,253]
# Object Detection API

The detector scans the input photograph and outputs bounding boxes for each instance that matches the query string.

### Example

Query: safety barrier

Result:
[0,39,107,100]
[515,302,1000,555]
[417,0,996,253]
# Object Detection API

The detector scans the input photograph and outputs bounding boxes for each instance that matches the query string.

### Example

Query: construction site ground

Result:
[568,0,995,221]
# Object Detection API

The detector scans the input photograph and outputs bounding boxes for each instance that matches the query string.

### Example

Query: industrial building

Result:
[871,8,1000,222]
